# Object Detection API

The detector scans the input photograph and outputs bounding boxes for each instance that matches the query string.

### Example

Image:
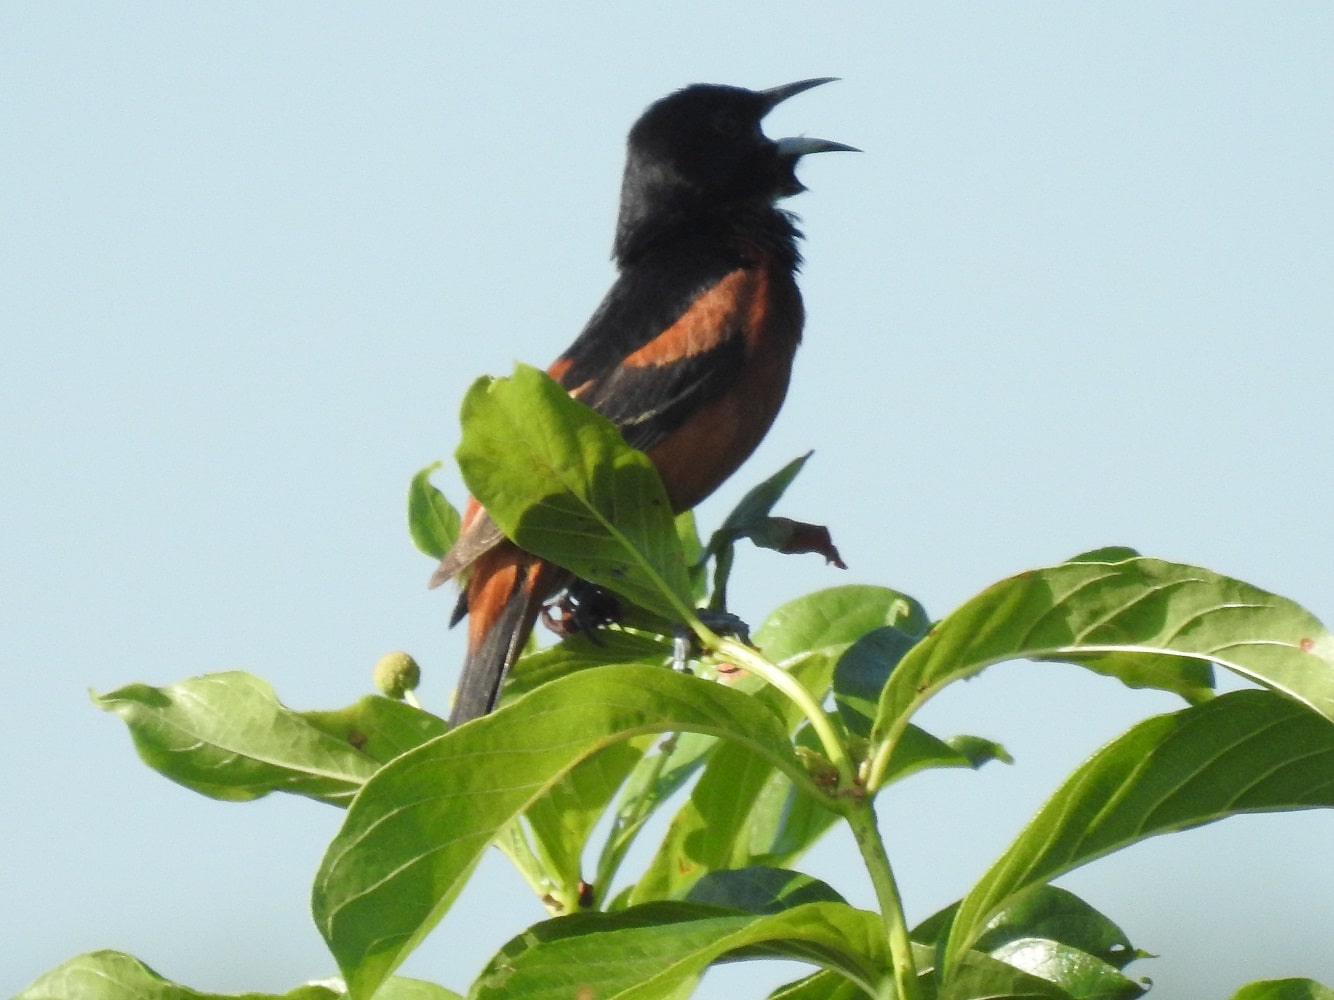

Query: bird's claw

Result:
[542,581,621,642]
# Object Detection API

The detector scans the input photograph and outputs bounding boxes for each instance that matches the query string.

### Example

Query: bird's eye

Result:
[712,108,743,138]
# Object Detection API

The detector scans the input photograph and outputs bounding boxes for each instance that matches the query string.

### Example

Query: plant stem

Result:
[847,801,920,1000]
[708,631,855,790]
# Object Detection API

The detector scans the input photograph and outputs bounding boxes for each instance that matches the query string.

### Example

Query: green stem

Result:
[847,801,920,1000]
[707,630,855,791]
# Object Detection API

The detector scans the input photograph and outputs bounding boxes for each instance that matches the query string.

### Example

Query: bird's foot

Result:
[542,581,621,642]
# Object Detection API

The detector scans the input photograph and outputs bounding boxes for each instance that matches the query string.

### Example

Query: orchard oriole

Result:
[433,78,854,725]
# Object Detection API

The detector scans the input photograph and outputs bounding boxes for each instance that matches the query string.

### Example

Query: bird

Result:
[432,78,854,726]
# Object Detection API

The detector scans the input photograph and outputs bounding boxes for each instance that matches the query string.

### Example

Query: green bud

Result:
[374,650,421,700]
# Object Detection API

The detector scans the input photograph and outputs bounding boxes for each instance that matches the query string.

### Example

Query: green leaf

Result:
[1230,981,1334,1000]
[455,364,692,620]
[755,585,929,667]
[502,627,673,704]
[767,970,872,1000]
[303,696,448,765]
[870,554,1334,790]
[944,689,1334,970]
[941,950,1081,1000]
[595,730,721,905]
[312,664,806,1000]
[629,626,887,905]
[12,950,459,1000]
[878,726,1012,787]
[705,452,812,557]
[471,901,887,1000]
[93,674,441,806]
[834,625,927,738]
[524,738,647,898]
[685,867,846,914]
[915,886,1144,972]
[985,939,1146,1000]
[407,461,460,560]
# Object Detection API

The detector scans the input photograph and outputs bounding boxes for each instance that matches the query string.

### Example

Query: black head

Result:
[613,78,854,261]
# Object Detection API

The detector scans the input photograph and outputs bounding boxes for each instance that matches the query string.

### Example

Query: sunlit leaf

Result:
[455,364,692,620]
[1230,980,1334,1000]
[11,950,458,1000]
[407,461,460,560]
[870,555,1334,790]
[94,674,442,806]
[313,664,806,999]
[944,690,1334,969]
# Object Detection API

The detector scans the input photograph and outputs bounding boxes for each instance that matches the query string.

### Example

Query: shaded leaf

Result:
[502,627,673,704]
[524,739,647,898]
[628,639,857,905]
[767,970,872,1000]
[312,664,806,999]
[879,727,1012,786]
[455,364,692,620]
[407,462,460,560]
[945,690,1334,969]
[704,452,813,560]
[472,901,886,1000]
[834,625,927,738]
[595,730,721,906]
[686,867,846,914]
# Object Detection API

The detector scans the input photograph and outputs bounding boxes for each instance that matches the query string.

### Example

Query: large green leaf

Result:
[94,673,443,806]
[767,970,872,1000]
[312,664,807,999]
[982,939,1146,1000]
[1230,981,1334,1000]
[407,461,460,560]
[915,886,1144,973]
[754,585,929,667]
[940,950,1081,1000]
[12,950,458,1000]
[595,730,722,906]
[502,627,673,704]
[470,901,888,1000]
[523,737,647,898]
[870,554,1334,790]
[944,689,1334,970]
[685,867,846,914]
[627,647,850,904]
[454,364,692,620]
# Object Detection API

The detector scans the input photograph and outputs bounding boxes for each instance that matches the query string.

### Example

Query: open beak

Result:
[761,77,860,159]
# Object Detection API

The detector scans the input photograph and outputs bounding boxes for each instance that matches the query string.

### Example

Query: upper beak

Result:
[761,78,861,157]
[759,77,841,112]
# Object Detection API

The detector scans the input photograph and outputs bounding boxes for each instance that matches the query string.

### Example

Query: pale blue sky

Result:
[4,4,1332,997]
